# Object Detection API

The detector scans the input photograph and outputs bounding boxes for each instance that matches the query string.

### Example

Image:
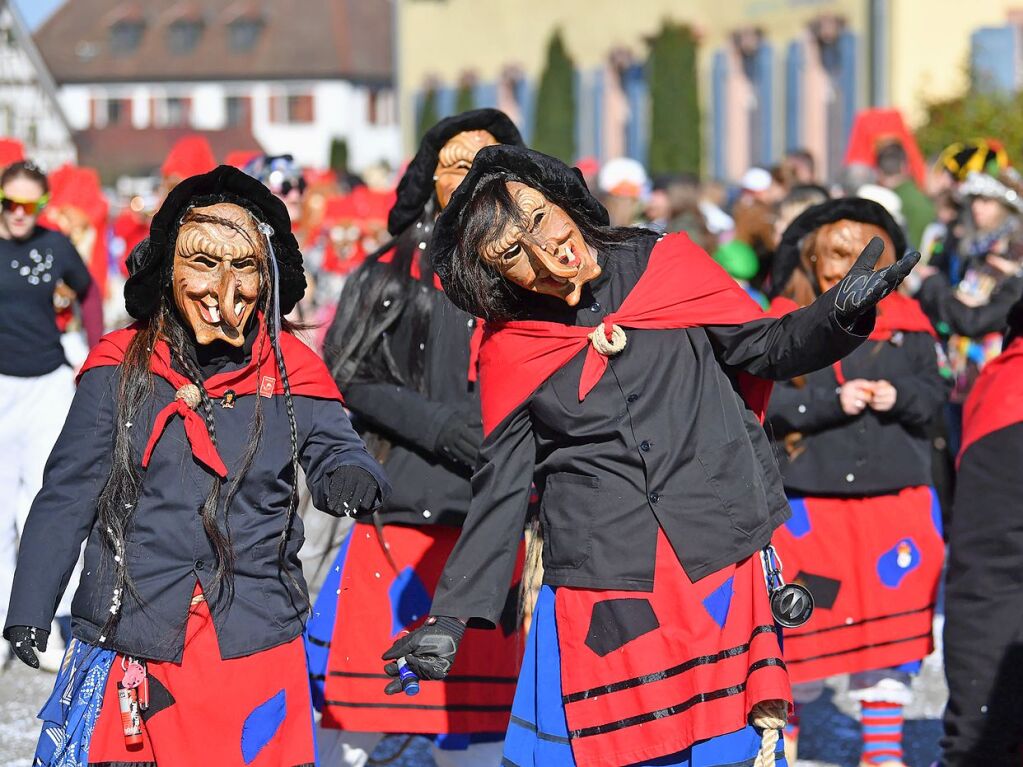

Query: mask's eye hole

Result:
[531,210,545,230]
[502,243,521,261]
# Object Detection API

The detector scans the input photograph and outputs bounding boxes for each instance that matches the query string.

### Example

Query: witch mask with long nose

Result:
[172,202,264,346]
[479,181,602,307]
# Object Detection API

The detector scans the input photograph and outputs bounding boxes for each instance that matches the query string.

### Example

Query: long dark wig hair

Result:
[96,205,304,645]
[445,176,638,322]
[324,203,437,394]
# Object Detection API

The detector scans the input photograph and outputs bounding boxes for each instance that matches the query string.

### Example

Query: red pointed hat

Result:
[0,138,25,169]
[161,135,217,180]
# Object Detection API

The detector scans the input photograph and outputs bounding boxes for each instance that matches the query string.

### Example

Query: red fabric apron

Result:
[772,487,943,683]
[321,524,524,734]
[554,532,790,767]
[959,336,1023,462]
[88,586,316,766]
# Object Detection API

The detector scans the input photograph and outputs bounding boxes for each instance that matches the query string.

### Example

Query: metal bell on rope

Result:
[761,545,814,628]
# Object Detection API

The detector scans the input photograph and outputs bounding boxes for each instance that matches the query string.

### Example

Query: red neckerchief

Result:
[477,233,772,435]
[378,246,486,382]
[769,292,936,385]
[959,336,1023,463]
[78,319,342,478]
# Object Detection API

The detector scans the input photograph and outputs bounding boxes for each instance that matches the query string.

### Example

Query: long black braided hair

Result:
[95,205,304,644]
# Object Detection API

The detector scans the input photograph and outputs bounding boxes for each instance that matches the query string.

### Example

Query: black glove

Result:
[435,412,482,469]
[382,616,466,694]
[833,237,921,322]
[328,465,381,518]
[5,625,49,669]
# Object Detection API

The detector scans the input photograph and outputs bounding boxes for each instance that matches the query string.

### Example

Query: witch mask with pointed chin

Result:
[172,202,265,346]
[434,130,500,209]
[480,181,602,307]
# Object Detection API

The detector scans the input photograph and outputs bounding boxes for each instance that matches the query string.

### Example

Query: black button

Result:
[194,559,206,571]
[640,440,651,452]
[627,393,639,403]
[649,492,660,503]
[589,302,601,313]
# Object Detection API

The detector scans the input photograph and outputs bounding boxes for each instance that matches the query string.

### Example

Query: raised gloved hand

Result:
[328,465,381,518]
[5,625,49,669]
[382,616,466,694]
[833,237,921,323]
[435,412,482,469]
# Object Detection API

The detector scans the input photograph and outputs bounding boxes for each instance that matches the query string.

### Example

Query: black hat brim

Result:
[124,164,306,320]
[387,109,525,236]
[770,197,908,298]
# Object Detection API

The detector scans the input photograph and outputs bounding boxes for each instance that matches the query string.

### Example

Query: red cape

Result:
[959,336,1023,462]
[478,233,772,435]
[79,320,342,477]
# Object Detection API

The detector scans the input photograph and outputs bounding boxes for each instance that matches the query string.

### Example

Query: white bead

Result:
[423,510,432,519]
[845,473,855,482]
[797,405,807,414]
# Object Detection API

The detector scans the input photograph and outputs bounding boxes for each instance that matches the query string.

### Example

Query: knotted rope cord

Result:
[175,383,201,410]
[588,321,627,356]
[750,699,788,767]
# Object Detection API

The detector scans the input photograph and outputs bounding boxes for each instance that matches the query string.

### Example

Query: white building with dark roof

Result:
[34,0,399,178]
[0,0,76,169]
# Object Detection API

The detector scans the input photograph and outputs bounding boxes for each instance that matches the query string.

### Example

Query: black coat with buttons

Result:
[430,232,873,627]
[4,338,387,662]
[766,328,951,497]
[331,275,480,528]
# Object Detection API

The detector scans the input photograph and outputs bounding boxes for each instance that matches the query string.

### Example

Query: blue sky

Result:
[13,0,65,30]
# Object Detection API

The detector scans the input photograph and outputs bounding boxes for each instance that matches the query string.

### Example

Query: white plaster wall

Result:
[190,83,226,130]
[58,85,91,130]
[131,85,151,129]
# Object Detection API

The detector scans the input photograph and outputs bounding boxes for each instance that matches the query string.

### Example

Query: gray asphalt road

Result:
[0,623,947,767]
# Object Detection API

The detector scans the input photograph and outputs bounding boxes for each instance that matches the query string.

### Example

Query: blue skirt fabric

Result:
[33,638,116,767]
[504,586,786,767]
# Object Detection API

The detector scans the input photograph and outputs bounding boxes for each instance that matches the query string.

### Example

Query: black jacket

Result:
[4,340,387,662]
[917,272,1023,338]
[767,329,950,497]
[430,232,873,627]
[333,279,480,527]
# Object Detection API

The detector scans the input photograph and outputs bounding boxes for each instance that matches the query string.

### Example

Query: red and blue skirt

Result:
[305,522,524,736]
[504,532,791,767]
[771,486,944,683]
[34,588,315,766]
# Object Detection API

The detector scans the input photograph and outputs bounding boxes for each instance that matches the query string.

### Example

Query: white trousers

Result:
[0,365,80,628]
[316,728,505,767]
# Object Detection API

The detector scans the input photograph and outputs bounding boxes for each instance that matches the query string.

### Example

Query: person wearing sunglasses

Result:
[0,160,92,671]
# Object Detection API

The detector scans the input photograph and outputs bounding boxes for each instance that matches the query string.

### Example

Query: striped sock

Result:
[860,700,904,764]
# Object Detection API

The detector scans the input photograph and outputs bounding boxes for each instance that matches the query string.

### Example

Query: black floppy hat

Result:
[387,109,524,236]
[123,164,306,320]
[430,144,610,293]
[770,196,907,298]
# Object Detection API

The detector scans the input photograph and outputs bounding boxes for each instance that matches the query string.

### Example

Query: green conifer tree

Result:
[648,21,701,176]
[417,87,439,140]
[456,80,475,114]
[532,30,576,161]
